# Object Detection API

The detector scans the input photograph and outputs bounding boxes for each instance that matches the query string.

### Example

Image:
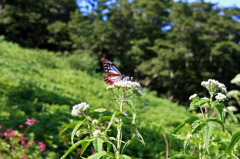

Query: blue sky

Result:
[173,0,240,8]
[78,0,240,15]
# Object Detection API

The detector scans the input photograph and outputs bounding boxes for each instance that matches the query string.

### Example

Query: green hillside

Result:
[4,36,238,159]
[0,37,193,158]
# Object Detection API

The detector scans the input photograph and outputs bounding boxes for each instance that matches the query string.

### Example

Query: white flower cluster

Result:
[201,79,227,94]
[71,102,90,116]
[189,94,197,100]
[107,81,141,90]
[215,93,227,101]
[93,130,103,138]
[92,119,98,125]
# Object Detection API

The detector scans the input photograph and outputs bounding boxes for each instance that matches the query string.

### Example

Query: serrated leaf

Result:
[209,119,232,135]
[87,151,108,159]
[226,131,240,152]
[71,119,86,145]
[59,121,79,136]
[169,154,198,159]
[203,122,214,153]
[93,137,103,152]
[61,137,95,159]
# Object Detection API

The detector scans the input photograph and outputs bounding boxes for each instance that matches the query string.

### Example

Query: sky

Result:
[173,0,240,8]
[78,0,240,15]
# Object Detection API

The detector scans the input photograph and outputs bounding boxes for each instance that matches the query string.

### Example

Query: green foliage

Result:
[0,39,191,158]
[171,79,239,158]
[0,0,77,49]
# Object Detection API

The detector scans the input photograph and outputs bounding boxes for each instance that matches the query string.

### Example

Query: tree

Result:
[0,0,77,49]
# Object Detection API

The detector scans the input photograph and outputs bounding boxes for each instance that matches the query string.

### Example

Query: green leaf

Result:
[215,103,225,122]
[171,116,199,149]
[173,116,199,134]
[203,121,214,153]
[222,104,238,123]
[105,112,116,132]
[124,124,145,145]
[87,151,108,159]
[81,141,91,155]
[169,154,198,159]
[59,121,79,136]
[91,108,107,113]
[209,119,232,135]
[71,119,86,145]
[127,100,136,124]
[107,142,111,152]
[226,131,240,152]
[98,116,112,122]
[189,98,208,111]
[192,122,206,134]
[61,137,95,159]
[122,154,135,159]
[93,137,103,152]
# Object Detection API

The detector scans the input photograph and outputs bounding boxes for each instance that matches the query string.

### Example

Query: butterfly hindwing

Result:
[104,74,121,86]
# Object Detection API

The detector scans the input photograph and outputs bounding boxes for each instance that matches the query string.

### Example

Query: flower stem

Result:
[116,98,124,158]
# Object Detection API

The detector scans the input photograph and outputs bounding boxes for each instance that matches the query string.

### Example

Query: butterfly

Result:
[101,57,135,86]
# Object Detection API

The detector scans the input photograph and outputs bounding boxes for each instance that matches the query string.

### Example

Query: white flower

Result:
[187,133,192,139]
[71,102,90,116]
[224,106,238,112]
[93,130,102,138]
[76,130,81,137]
[92,119,98,125]
[201,97,208,99]
[107,81,141,89]
[201,79,227,94]
[189,94,197,100]
[215,93,227,101]
[83,104,90,111]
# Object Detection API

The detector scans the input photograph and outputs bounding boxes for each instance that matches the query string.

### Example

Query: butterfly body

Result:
[101,57,135,85]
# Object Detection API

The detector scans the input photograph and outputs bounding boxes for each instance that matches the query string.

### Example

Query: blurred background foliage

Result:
[0,0,240,158]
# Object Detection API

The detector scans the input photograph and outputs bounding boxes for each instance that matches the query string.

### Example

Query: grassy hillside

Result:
[0,37,195,158]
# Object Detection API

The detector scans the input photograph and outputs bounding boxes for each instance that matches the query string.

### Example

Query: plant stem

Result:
[116,98,124,159]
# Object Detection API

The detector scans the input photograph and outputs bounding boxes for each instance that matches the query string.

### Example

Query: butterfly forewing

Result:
[101,57,135,86]
[101,57,121,74]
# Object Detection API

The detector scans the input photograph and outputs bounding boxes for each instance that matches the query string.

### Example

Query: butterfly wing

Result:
[101,57,121,74]
[104,74,122,86]
[101,57,122,85]
[101,57,135,85]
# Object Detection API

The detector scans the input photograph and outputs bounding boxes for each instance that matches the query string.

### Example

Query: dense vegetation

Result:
[0,38,194,158]
[1,0,240,103]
